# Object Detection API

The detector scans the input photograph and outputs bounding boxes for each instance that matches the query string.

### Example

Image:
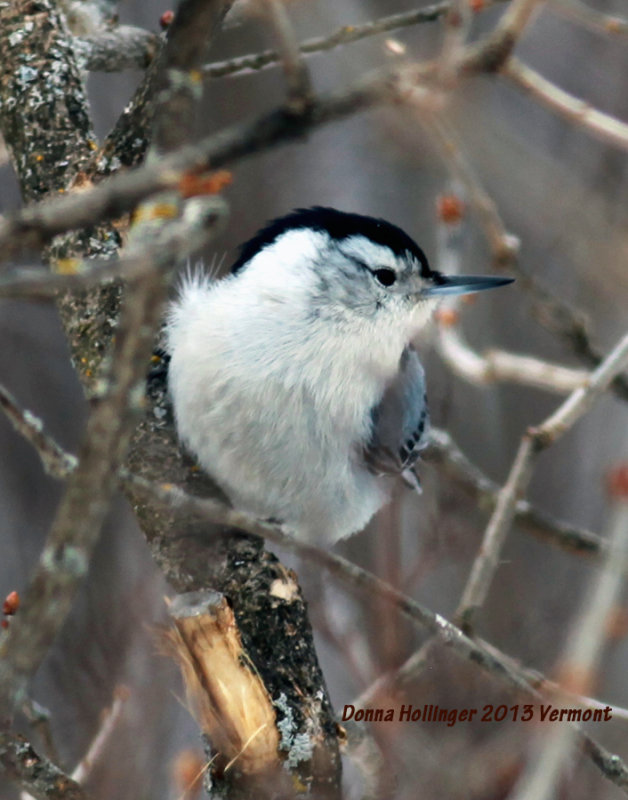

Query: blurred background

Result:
[1,0,628,797]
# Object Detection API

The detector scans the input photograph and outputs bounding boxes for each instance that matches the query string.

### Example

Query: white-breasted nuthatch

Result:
[165,207,513,546]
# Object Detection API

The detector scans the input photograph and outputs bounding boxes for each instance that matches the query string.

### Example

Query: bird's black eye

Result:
[373,268,397,287]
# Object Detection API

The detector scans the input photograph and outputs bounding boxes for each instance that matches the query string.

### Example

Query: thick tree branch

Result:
[0,733,90,800]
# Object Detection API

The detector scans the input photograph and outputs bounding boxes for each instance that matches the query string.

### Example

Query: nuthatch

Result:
[166,207,513,545]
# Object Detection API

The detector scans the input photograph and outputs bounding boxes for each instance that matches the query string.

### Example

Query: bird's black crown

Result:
[231,207,432,276]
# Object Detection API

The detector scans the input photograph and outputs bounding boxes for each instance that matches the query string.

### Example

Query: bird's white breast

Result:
[166,268,404,543]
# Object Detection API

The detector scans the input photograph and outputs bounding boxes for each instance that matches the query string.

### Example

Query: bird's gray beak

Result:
[423,274,514,297]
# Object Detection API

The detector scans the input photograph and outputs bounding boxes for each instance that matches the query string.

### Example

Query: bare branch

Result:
[456,330,628,632]
[510,486,628,800]
[0,733,91,800]
[437,314,589,394]
[71,687,129,784]
[203,3,452,78]
[259,0,313,112]
[427,428,606,558]
[0,205,224,722]
[504,58,628,152]
[152,0,235,155]
[73,25,159,72]
[0,0,552,264]
[550,0,628,40]
[0,384,77,479]
[123,473,628,794]
[0,71,390,261]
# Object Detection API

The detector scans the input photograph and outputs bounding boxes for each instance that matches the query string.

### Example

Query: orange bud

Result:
[469,0,485,12]
[435,308,460,327]
[179,170,233,199]
[607,465,628,500]
[605,18,623,35]
[160,10,175,29]
[3,590,19,616]
[605,607,628,640]
[171,749,205,799]
[436,194,464,225]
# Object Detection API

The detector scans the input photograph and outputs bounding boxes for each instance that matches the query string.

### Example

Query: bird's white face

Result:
[238,227,440,339]
[321,233,442,332]
[231,209,512,347]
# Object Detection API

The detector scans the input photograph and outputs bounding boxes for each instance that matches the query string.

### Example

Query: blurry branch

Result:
[0,269,164,721]
[122,477,628,795]
[438,0,473,82]
[151,0,235,156]
[430,205,588,395]
[504,58,628,152]
[19,688,128,800]
[551,0,628,40]
[0,384,77,479]
[426,174,594,397]
[426,428,606,557]
[0,0,543,262]
[510,479,628,800]
[0,377,608,571]
[259,0,313,112]
[70,687,129,785]
[459,0,541,73]
[0,733,90,800]
[420,112,628,403]
[436,317,590,393]
[3,377,628,793]
[0,204,224,722]
[91,0,233,174]
[73,25,159,71]
[0,200,224,300]
[456,330,628,633]
[0,74,387,260]
[204,3,452,78]
[422,113,519,266]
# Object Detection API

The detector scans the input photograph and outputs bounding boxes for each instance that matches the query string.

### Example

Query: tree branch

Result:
[456,330,628,632]
[504,57,628,152]
[0,733,90,800]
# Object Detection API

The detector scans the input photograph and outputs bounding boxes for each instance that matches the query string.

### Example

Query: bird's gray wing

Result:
[363,346,430,491]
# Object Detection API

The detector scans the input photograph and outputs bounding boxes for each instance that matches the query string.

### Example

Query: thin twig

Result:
[422,111,520,266]
[0,0,550,264]
[456,436,536,630]
[550,0,628,40]
[437,318,590,394]
[510,489,628,800]
[427,428,606,558]
[71,687,129,784]
[456,330,628,632]
[259,0,312,112]
[504,58,628,152]
[0,384,77,478]
[203,3,452,79]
